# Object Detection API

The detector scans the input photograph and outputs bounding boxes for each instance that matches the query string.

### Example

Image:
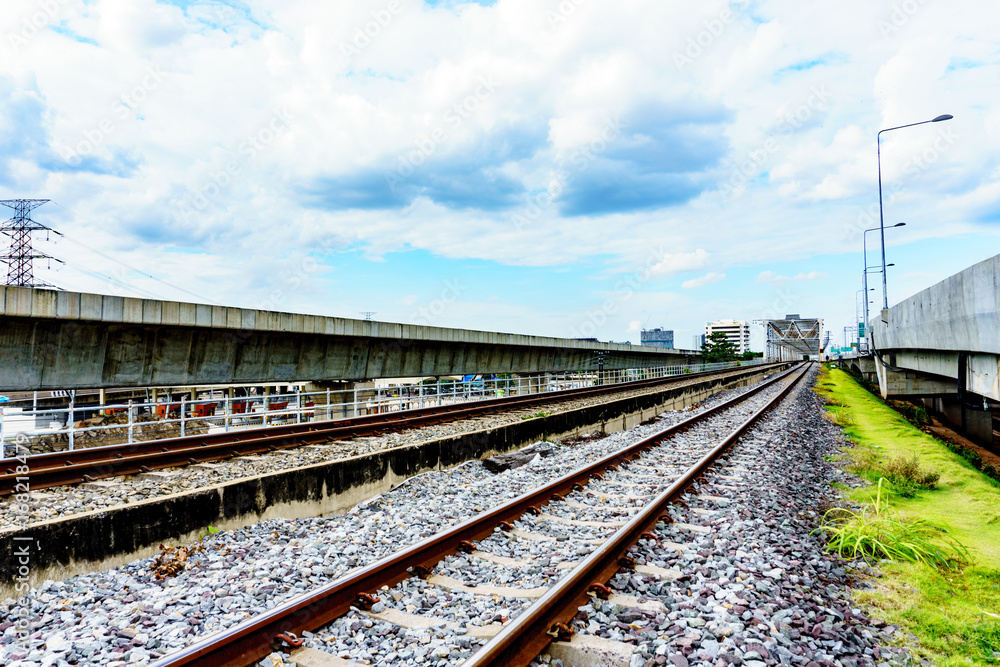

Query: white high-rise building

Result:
[705,319,751,355]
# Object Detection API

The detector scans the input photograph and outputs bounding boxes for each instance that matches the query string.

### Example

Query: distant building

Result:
[692,334,705,350]
[641,328,674,348]
[705,319,751,355]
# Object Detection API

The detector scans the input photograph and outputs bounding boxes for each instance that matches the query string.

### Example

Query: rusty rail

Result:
[147,362,806,667]
[0,362,787,495]
[465,361,812,666]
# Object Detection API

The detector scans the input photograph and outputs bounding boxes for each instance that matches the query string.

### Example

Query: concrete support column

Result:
[926,395,997,449]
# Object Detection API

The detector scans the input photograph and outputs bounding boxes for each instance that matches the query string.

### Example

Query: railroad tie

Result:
[671,522,712,534]
[546,634,638,667]
[581,487,651,501]
[561,499,640,513]
[288,647,360,666]
[424,574,548,599]
[365,607,502,639]
[508,528,605,545]
[536,512,628,528]
[634,563,683,580]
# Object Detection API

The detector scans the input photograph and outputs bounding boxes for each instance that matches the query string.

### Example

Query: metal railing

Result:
[0,359,770,457]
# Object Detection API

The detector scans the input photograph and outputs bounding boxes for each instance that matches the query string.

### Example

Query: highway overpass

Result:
[0,286,701,391]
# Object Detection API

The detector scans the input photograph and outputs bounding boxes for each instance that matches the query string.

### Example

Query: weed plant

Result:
[821,480,970,570]
[881,454,941,497]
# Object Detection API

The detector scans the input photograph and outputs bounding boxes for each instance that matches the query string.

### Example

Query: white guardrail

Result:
[0,359,772,457]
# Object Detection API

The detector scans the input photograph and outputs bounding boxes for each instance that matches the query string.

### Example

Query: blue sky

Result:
[1,0,998,351]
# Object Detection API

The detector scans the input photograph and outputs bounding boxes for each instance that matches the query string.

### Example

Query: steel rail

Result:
[0,362,787,495]
[148,362,805,667]
[466,362,813,666]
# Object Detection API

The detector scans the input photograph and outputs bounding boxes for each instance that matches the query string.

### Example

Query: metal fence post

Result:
[0,407,5,460]
[296,387,302,424]
[128,400,135,444]
[225,395,231,432]
[181,396,187,438]
[68,391,75,451]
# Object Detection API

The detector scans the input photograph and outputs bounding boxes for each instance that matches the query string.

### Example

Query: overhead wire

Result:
[47,200,220,305]
[58,261,165,301]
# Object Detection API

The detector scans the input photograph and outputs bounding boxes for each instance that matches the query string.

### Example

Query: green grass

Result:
[816,365,1000,665]
[821,479,970,568]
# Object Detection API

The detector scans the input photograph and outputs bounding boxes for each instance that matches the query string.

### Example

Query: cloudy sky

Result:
[1,0,997,350]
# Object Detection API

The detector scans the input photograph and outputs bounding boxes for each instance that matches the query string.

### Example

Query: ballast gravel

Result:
[0,378,780,667]
[0,372,768,530]
[535,369,909,667]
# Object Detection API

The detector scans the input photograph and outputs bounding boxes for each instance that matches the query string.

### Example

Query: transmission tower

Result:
[0,199,62,288]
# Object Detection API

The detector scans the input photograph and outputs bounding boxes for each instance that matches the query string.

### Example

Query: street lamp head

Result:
[932,114,953,122]
[893,222,906,228]
[886,263,895,267]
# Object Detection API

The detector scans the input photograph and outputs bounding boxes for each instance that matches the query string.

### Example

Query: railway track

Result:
[147,361,810,667]
[0,362,786,496]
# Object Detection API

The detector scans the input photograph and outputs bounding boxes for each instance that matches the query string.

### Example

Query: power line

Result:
[49,200,219,304]
[60,261,166,301]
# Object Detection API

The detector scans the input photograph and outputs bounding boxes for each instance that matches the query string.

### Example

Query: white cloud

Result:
[649,249,711,276]
[682,271,726,289]
[0,0,995,345]
[755,271,829,286]
[626,320,641,333]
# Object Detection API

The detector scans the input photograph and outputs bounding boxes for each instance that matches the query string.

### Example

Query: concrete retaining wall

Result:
[0,363,786,598]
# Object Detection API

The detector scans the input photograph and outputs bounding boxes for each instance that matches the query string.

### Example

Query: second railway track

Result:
[147,362,811,667]
[0,363,787,497]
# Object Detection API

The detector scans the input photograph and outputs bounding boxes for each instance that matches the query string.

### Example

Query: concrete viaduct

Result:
[0,286,701,392]
[851,253,999,447]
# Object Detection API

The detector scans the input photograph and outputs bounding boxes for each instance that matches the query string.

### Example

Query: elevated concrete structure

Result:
[867,253,1000,447]
[0,286,700,391]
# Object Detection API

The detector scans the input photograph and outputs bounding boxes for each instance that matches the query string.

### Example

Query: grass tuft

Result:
[820,480,970,570]
[881,454,941,497]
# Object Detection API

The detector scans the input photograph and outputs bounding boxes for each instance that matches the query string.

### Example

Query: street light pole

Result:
[877,114,952,310]
[863,223,904,326]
